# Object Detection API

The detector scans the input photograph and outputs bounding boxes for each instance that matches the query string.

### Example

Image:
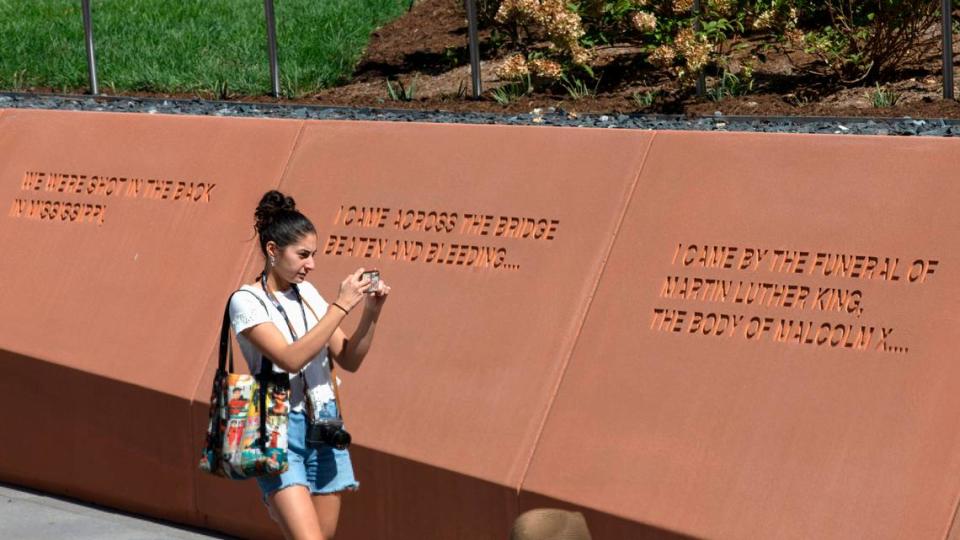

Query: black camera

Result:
[306,419,352,450]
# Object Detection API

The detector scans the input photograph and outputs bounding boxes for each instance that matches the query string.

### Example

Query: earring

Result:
[269,255,276,266]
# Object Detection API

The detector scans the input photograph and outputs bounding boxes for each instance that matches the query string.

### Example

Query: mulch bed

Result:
[308,0,960,118]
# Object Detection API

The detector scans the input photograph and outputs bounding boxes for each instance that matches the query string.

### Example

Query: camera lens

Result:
[330,428,351,450]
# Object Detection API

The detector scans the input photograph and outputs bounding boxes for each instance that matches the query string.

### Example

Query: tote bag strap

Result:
[223,288,287,445]
[224,289,278,377]
[218,297,235,374]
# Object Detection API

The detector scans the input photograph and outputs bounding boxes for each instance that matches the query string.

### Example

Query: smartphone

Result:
[361,269,380,294]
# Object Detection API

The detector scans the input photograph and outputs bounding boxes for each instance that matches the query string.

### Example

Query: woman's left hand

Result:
[364,278,391,312]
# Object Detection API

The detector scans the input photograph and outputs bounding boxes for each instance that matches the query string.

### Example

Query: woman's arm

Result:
[242,269,371,373]
[329,283,390,372]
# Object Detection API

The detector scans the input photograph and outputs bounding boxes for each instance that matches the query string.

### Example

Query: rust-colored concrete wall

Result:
[0,109,301,534]
[520,132,960,538]
[3,110,960,540]
[262,121,654,538]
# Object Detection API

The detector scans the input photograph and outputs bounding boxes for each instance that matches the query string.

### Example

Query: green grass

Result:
[0,0,408,97]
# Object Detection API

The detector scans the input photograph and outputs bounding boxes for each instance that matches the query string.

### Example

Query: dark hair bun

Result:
[255,190,297,233]
[253,190,316,255]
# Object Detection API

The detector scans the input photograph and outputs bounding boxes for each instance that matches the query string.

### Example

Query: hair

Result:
[254,190,316,256]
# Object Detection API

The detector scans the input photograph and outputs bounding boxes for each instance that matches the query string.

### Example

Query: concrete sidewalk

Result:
[0,483,232,539]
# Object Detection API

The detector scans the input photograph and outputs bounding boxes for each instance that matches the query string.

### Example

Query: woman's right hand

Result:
[335,268,372,312]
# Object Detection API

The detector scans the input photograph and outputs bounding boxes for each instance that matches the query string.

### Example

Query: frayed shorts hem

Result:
[260,481,360,504]
[255,411,359,502]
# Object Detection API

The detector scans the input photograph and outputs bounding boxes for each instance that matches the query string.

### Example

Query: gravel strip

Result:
[2,92,959,137]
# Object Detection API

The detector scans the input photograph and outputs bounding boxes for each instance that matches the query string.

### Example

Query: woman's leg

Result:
[268,486,326,540]
[311,493,342,539]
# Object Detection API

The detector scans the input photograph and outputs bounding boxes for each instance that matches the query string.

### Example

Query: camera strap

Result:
[259,273,307,341]
[299,295,347,421]
[259,272,345,421]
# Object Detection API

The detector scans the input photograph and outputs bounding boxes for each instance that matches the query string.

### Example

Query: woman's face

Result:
[268,232,318,286]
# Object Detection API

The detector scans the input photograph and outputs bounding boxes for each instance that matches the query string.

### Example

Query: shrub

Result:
[751,0,941,83]
[483,0,943,96]
[490,0,749,92]
[494,0,589,64]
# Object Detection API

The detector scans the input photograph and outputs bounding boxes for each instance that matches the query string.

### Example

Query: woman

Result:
[229,190,389,539]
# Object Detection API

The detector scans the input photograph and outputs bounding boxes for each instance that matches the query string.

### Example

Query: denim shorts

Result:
[256,408,359,500]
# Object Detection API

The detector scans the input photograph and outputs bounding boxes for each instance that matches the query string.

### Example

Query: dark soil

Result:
[307,0,960,118]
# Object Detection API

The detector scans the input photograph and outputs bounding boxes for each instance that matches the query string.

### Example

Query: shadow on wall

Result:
[0,349,695,539]
[0,349,278,538]
[519,493,697,540]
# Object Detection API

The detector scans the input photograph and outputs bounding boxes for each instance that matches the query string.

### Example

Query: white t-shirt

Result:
[228,281,336,413]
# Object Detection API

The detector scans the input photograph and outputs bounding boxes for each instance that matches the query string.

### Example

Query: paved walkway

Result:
[0,483,231,539]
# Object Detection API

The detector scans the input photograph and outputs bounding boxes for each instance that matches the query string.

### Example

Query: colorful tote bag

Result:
[199,291,290,479]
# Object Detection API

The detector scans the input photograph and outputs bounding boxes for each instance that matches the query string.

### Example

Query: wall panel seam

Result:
[942,487,960,540]
[188,119,306,520]
[514,132,658,495]
[274,120,310,193]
